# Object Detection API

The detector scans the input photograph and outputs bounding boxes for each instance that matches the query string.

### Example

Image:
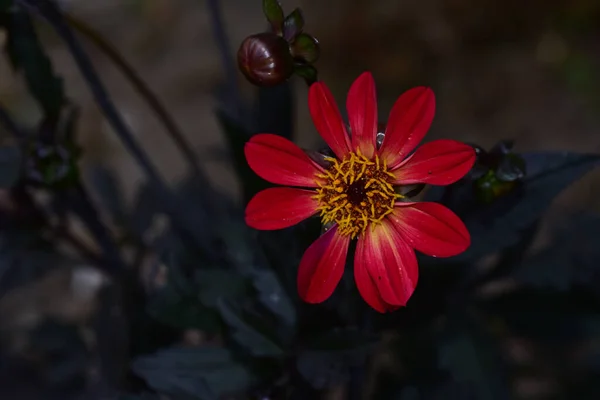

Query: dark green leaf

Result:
[291,33,320,63]
[438,314,511,400]
[294,64,318,85]
[262,0,284,33]
[5,8,65,121]
[433,152,600,263]
[213,213,297,326]
[296,328,377,389]
[131,345,256,400]
[514,212,600,290]
[216,299,285,357]
[0,145,21,188]
[250,268,296,328]
[195,269,249,308]
[495,153,526,182]
[472,220,540,285]
[283,8,304,41]
[146,285,220,333]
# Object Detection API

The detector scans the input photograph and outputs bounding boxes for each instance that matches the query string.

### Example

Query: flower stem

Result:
[206,0,243,119]
[63,12,203,177]
[23,0,211,249]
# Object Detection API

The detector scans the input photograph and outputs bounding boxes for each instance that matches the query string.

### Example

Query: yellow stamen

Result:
[314,150,398,239]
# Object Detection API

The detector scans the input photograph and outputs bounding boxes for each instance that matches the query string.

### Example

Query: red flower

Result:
[244,72,475,313]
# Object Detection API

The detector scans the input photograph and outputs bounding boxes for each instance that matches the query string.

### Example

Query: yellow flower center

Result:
[314,150,402,239]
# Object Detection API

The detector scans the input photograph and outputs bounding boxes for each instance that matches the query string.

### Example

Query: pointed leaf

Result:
[428,152,600,263]
[217,299,285,357]
[495,153,526,182]
[250,268,297,327]
[5,9,65,121]
[262,0,284,33]
[283,8,304,41]
[132,346,256,400]
[195,269,250,308]
[291,33,320,63]
[514,212,600,290]
[146,285,221,333]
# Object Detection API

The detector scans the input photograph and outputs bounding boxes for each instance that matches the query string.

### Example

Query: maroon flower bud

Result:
[237,32,294,87]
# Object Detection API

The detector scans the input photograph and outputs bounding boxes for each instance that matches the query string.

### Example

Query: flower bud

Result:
[237,32,294,87]
[26,141,80,188]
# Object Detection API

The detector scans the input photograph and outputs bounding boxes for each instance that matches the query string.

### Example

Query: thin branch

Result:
[58,182,128,275]
[58,227,105,266]
[22,0,211,249]
[63,13,203,176]
[206,0,243,119]
[12,184,113,270]
[1,98,127,276]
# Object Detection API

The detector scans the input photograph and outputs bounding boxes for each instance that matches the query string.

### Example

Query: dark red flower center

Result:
[346,179,368,205]
[313,151,402,238]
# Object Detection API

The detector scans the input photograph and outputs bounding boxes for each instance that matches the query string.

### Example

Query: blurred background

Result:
[2,0,600,399]
[2,0,600,210]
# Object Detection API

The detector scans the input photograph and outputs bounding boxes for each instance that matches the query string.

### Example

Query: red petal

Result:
[355,220,418,307]
[244,134,323,187]
[380,87,435,169]
[347,72,377,158]
[297,226,350,304]
[308,82,351,159]
[392,139,475,185]
[245,187,319,230]
[354,237,401,313]
[390,202,470,257]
